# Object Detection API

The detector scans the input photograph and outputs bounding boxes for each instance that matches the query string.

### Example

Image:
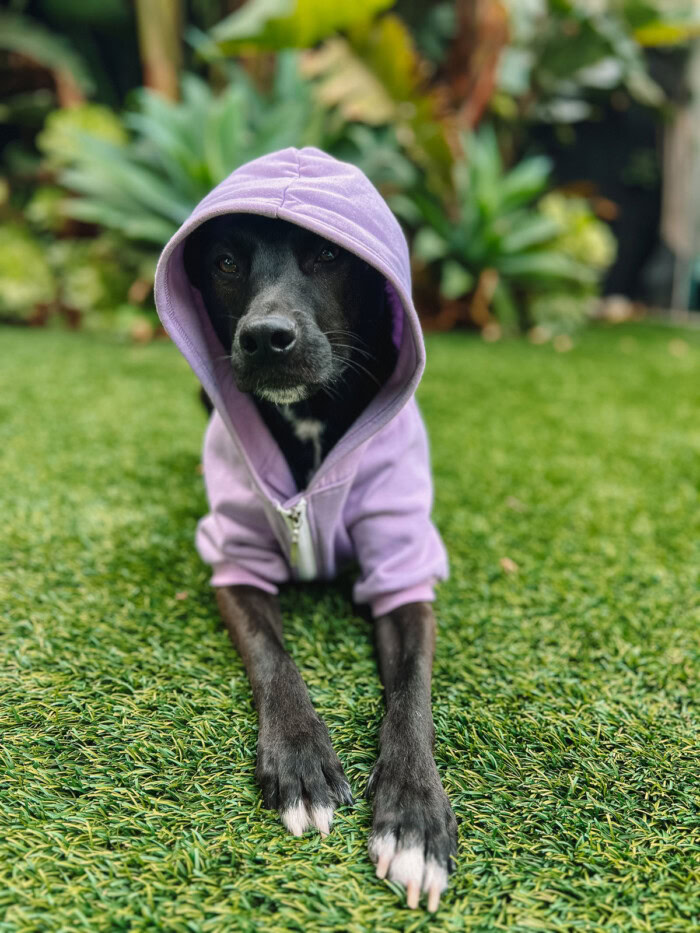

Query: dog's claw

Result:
[375,853,391,879]
[427,884,441,913]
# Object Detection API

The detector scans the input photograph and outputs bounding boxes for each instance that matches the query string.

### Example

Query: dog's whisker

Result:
[338,357,382,388]
[323,329,373,350]
[328,341,376,361]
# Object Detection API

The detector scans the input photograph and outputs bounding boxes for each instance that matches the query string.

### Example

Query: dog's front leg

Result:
[368,602,457,911]
[216,585,353,835]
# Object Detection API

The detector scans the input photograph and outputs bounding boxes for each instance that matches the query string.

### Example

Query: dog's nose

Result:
[238,316,298,361]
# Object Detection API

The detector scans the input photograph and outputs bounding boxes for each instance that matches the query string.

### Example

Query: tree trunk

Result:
[134,0,182,101]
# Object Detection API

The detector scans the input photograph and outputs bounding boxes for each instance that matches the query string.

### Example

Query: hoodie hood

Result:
[154,146,424,488]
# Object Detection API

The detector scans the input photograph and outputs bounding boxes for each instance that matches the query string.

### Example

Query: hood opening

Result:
[155,147,425,494]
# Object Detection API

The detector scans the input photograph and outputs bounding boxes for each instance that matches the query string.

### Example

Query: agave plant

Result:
[40,56,341,245]
[394,127,608,329]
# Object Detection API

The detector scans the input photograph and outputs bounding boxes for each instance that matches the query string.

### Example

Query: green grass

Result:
[1,322,699,932]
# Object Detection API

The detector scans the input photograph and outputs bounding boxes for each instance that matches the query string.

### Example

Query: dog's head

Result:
[184,214,388,404]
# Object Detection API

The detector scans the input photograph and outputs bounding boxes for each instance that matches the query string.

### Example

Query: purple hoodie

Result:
[154,147,448,617]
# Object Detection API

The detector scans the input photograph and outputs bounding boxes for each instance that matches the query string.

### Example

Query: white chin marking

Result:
[280,800,310,836]
[310,805,333,836]
[256,386,308,404]
[387,845,425,888]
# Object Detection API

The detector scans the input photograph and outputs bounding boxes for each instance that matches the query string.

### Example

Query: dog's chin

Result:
[253,384,315,405]
[233,356,335,406]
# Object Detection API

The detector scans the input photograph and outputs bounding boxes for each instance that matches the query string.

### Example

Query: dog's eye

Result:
[216,255,239,275]
[317,245,339,263]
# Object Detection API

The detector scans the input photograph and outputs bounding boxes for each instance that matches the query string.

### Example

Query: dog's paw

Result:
[257,712,353,837]
[367,755,457,912]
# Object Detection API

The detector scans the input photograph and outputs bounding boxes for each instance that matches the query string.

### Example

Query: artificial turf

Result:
[1,322,698,932]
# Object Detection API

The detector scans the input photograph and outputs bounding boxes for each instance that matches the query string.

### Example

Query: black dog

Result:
[184,214,457,910]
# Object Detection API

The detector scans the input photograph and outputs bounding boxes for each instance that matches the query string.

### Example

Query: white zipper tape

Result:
[275,498,317,580]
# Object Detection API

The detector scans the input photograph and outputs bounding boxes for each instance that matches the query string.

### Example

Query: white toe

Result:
[369,831,397,878]
[422,858,448,894]
[281,800,310,836]
[369,832,396,863]
[387,844,425,888]
[310,805,334,835]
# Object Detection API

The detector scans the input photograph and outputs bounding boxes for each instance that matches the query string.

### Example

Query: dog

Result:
[155,148,457,911]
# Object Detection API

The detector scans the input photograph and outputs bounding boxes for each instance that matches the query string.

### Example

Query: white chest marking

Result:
[280,406,325,475]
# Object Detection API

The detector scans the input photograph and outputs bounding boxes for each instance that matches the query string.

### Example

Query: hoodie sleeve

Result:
[346,400,448,617]
[195,412,289,592]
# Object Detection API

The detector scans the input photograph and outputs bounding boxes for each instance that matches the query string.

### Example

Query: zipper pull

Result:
[288,508,301,568]
[275,499,307,572]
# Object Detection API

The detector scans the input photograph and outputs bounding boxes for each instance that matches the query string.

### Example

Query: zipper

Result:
[275,498,317,580]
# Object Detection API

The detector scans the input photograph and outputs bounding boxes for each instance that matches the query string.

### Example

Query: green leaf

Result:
[635,20,700,47]
[211,0,394,52]
[301,38,395,124]
[64,200,177,244]
[63,136,194,225]
[440,261,474,300]
[413,227,449,263]
[203,85,250,183]
[498,251,596,286]
[403,191,452,239]
[500,215,562,253]
[498,156,552,211]
[388,194,423,226]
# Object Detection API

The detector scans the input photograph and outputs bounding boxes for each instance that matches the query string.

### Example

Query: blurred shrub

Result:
[203,1,453,197]
[0,212,157,336]
[498,0,700,125]
[46,235,139,313]
[24,186,69,233]
[396,128,614,333]
[0,223,55,318]
[498,0,667,122]
[539,193,616,271]
[38,104,127,169]
[530,192,617,334]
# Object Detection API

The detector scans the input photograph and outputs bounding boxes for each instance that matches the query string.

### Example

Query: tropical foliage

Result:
[39,59,337,245]
[398,129,615,331]
[209,0,395,52]
[0,0,694,337]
